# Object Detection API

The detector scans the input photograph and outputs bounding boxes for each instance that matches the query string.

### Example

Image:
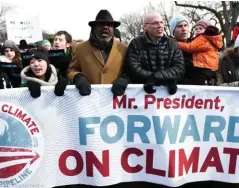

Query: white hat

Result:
[234,35,239,48]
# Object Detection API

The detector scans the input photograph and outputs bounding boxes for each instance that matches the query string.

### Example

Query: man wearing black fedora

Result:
[68,9,127,96]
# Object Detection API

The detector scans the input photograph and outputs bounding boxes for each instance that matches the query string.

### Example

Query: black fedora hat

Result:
[88,9,121,28]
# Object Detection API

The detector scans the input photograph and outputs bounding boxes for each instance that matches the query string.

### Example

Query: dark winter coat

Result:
[124,33,185,84]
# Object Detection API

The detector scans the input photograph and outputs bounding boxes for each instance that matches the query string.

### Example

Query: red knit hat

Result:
[195,20,210,29]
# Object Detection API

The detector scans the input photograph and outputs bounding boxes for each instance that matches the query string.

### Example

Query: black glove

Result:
[0,78,4,89]
[0,72,11,89]
[144,82,156,94]
[111,78,128,96]
[208,78,216,86]
[27,81,41,98]
[74,75,91,96]
[168,81,177,95]
[54,78,68,96]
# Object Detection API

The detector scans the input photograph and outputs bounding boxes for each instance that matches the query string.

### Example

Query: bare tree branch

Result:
[210,17,218,26]
[120,2,175,41]
[175,1,219,16]
[222,1,230,24]
[174,1,225,32]
[159,2,173,35]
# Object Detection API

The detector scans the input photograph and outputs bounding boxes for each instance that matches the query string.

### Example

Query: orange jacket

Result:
[178,34,223,70]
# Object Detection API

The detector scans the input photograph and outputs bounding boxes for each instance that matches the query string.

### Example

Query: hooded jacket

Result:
[21,64,58,86]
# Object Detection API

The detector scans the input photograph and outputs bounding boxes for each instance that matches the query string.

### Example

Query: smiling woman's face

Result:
[30,58,48,79]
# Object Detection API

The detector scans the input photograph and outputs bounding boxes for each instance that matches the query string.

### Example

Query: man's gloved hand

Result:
[0,78,4,89]
[208,78,216,86]
[144,82,156,94]
[111,78,128,96]
[27,81,41,98]
[74,75,91,96]
[168,81,177,95]
[143,74,157,94]
[54,78,68,96]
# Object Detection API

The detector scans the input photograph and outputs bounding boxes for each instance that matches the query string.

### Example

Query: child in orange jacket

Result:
[178,20,223,85]
[178,20,223,71]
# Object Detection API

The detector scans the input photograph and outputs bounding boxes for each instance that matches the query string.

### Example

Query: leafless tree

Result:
[180,6,211,38]
[0,3,14,42]
[159,2,176,36]
[120,11,143,42]
[119,2,175,42]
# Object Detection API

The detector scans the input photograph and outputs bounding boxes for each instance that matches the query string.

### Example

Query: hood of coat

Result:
[0,55,12,63]
[21,64,58,86]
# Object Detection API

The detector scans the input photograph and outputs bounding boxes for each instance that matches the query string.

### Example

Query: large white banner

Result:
[0,85,239,188]
[6,13,43,44]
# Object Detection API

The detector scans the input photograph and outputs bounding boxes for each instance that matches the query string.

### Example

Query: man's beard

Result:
[94,30,113,43]
[96,34,112,43]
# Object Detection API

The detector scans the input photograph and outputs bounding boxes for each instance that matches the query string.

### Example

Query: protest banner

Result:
[0,85,238,187]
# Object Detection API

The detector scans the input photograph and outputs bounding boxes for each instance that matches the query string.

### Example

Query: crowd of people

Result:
[0,8,239,188]
[0,9,238,99]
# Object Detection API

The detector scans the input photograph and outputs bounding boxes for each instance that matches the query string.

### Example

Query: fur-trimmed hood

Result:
[21,64,58,86]
[0,55,12,63]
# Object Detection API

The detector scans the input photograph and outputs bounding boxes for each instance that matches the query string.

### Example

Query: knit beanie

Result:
[3,40,19,51]
[169,15,189,35]
[194,20,210,29]
[41,40,51,48]
[30,49,49,64]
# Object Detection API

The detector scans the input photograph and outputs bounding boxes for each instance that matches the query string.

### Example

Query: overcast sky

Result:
[1,0,169,40]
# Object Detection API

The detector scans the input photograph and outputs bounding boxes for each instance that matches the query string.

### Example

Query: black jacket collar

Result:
[144,32,167,45]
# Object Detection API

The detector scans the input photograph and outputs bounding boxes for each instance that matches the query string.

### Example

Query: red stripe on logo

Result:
[0,155,34,163]
[0,163,27,178]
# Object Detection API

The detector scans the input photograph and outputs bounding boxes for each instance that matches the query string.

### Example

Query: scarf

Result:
[89,32,113,51]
